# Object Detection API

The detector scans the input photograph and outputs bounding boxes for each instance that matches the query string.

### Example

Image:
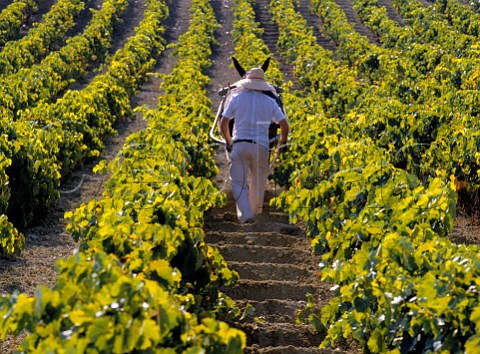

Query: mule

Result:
[210,57,284,149]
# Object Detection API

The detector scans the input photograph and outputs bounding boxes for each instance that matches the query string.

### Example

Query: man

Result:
[220,67,289,224]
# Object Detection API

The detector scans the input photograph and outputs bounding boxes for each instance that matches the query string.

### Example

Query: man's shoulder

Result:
[227,88,279,103]
[225,87,249,100]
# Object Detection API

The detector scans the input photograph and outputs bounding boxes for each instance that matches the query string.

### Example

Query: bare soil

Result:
[0,0,478,352]
[0,0,15,12]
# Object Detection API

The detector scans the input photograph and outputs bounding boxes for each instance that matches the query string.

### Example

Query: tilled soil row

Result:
[204,0,357,351]
[251,0,301,90]
[204,200,357,353]
[294,0,337,52]
[376,0,406,26]
[331,0,379,44]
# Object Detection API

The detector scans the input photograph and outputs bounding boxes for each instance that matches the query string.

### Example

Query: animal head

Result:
[232,56,271,78]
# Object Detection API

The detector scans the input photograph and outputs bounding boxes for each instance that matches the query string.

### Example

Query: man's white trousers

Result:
[229,142,270,223]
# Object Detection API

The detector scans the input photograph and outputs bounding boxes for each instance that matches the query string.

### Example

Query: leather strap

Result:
[233,139,257,145]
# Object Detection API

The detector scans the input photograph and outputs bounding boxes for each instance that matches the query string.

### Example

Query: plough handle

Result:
[209,92,227,145]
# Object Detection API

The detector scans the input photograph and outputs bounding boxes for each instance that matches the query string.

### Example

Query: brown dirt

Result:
[0,0,15,12]
[376,0,406,26]
[30,0,57,21]
[20,0,58,35]
[330,0,380,45]
[0,0,479,352]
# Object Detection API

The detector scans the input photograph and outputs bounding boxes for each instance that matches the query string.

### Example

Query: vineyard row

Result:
[2,0,246,351]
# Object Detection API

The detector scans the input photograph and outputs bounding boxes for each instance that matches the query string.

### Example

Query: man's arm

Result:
[220,117,233,151]
[277,119,289,148]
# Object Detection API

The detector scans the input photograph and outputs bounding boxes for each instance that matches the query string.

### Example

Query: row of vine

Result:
[270,0,480,351]
[0,0,247,351]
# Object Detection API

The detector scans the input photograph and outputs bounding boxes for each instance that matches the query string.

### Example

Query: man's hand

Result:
[277,120,289,154]
[277,140,288,154]
[220,117,233,153]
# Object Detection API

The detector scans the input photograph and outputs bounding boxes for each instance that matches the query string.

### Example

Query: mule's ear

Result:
[261,57,271,73]
[232,56,246,77]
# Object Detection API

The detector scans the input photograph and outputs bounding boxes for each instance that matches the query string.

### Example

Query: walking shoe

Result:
[245,218,255,224]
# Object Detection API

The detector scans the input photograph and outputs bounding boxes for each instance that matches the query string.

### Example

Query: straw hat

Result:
[234,68,275,91]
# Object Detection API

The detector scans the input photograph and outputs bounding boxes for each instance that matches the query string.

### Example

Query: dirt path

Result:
[0,0,15,12]
[205,0,359,352]
[331,0,379,44]
[29,0,57,22]
[376,0,406,26]
[204,194,359,353]
[295,0,337,52]
[68,0,146,91]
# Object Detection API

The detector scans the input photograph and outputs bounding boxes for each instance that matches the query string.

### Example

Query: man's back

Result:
[222,89,285,148]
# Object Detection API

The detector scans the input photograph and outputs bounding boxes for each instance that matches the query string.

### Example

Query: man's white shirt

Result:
[222,90,286,149]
